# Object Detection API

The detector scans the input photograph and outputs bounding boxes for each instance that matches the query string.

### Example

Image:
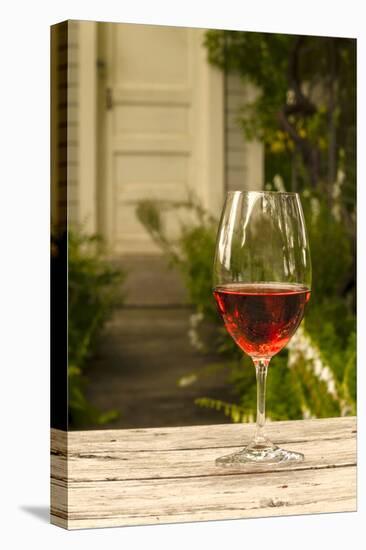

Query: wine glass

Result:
[213,190,311,465]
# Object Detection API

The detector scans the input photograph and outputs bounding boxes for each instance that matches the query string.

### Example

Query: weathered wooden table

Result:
[51,416,356,529]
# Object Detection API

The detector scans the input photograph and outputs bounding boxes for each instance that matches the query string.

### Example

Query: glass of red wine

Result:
[213,190,311,465]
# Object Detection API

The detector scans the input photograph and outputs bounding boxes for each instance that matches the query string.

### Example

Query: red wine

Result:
[213,283,311,358]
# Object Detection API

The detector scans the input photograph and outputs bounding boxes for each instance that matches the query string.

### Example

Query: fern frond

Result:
[195,397,253,423]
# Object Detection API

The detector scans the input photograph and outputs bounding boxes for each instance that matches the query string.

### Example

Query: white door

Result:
[97,22,224,254]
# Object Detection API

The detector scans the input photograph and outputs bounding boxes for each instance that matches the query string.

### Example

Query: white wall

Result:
[65,20,80,225]
[225,73,264,191]
[62,24,264,244]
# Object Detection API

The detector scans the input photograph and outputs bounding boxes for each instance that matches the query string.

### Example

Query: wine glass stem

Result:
[253,358,269,444]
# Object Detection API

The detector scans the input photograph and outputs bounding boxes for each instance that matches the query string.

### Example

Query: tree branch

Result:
[277,110,320,187]
[288,36,317,117]
[277,36,320,187]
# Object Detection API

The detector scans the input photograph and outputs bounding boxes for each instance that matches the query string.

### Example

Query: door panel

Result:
[98,23,223,254]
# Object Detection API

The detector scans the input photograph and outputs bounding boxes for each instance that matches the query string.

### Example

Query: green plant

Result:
[204,31,356,203]
[137,192,356,422]
[68,230,125,427]
[136,31,356,423]
[200,29,356,421]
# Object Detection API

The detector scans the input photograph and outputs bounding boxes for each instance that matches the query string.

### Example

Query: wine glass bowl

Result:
[213,191,311,465]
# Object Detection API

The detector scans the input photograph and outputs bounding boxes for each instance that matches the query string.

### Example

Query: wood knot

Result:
[260,497,289,508]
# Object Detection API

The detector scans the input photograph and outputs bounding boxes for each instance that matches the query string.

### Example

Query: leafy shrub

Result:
[137,193,356,422]
[68,230,125,427]
[136,31,356,423]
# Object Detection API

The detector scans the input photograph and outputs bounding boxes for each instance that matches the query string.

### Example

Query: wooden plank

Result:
[51,418,357,529]
[53,436,356,483]
[58,498,357,530]
[53,417,356,452]
[50,513,67,529]
[227,130,246,151]
[227,150,247,169]
[226,73,246,94]
[51,430,67,528]
[51,465,356,529]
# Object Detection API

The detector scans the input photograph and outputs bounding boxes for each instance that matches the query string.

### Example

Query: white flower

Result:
[189,311,204,328]
[178,374,197,387]
[188,326,205,351]
[340,402,352,417]
[286,89,296,105]
[304,346,316,361]
[330,169,345,222]
[319,368,332,383]
[273,174,286,192]
[313,358,322,377]
[327,379,337,397]
[310,197,320,222]
[287,352,298,368]
[287,326,339,403]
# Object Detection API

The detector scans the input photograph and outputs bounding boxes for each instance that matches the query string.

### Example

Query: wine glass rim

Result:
[227,190,299,197]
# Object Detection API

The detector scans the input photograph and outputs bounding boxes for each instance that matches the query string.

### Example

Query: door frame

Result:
[94,23,225,252]
[190,28,225,217]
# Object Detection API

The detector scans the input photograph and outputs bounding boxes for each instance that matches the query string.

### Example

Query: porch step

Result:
[114,254,189,307]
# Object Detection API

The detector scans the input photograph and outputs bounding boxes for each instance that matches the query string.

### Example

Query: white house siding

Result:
[51,20,79,229]
[55,23,263,242]
[65,21,79,225]
[225,73,263,191]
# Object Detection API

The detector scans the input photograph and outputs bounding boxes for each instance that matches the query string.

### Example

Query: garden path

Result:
[84,256,233,429]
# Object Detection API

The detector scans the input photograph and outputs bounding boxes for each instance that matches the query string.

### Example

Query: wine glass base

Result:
[215,444,304,466]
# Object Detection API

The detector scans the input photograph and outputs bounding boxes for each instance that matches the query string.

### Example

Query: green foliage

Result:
[300,191,356,416]
[194,398,252,424]
[342,332,357,411]
[201,28,356,421]
[137,191,356,422]
[68,230,124,428]
[195,354,305,423]
[204,30,356,199]
[136,30,356,424]
[136,196,217,321]
[177,225,217,318]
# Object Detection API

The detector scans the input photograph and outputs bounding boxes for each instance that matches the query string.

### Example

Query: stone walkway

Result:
[83,256,234,430]
[85,307,234,429]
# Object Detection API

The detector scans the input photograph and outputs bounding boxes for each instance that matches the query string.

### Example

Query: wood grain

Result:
[51,417,357,529]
